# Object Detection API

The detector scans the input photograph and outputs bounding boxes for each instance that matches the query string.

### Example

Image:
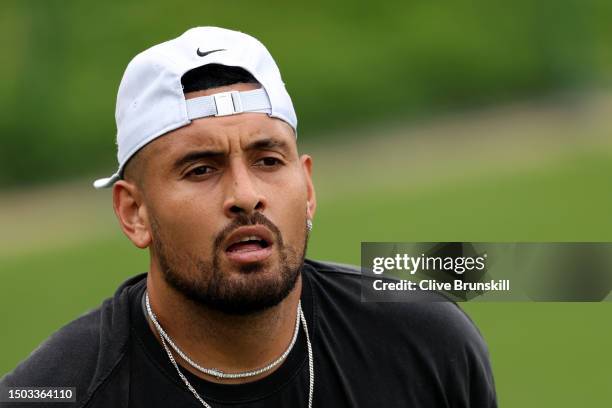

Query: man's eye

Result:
[188,166,215,176]
[256,157,282,167]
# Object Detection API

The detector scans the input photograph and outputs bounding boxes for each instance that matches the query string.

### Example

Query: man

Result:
[1,27,497,407]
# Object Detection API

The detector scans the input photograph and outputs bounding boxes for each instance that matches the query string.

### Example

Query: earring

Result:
[306,219,313,232]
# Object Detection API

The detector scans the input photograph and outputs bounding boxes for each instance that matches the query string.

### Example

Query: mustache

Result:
[214,212,284,250]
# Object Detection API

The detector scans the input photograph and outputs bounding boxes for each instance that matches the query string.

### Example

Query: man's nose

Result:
[223,161,267,218]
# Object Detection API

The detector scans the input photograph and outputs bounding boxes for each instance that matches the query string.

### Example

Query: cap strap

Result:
[185,88,272,120]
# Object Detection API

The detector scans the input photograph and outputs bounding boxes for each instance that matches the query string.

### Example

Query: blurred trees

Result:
[1,0,611,186]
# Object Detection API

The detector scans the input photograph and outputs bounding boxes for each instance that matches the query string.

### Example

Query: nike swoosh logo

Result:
[196,48,226,57]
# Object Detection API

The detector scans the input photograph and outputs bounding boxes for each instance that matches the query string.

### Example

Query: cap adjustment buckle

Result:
[214,91,243,116]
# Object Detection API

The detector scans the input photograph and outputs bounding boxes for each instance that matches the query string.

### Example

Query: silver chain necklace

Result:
[145,292,301,379]
[145,292,314,407]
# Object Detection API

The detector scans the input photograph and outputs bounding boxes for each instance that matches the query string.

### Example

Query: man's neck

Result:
[145,273,303,384]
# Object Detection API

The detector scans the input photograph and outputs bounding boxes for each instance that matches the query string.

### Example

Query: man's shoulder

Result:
[304,258,496,404]
[0,274,146,405]
[2,306,104,387]
[303,258,489,354]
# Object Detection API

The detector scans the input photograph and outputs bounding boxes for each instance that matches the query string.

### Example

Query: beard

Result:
[150,212,308,315]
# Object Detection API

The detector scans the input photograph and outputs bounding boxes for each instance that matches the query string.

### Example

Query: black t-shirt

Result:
[1,259,497,407]
[129,260,496,407]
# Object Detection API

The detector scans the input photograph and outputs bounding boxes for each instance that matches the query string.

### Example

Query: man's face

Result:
[127,83,315,314]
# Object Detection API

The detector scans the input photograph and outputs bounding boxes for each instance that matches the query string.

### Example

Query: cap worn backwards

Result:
[93,26,297,189]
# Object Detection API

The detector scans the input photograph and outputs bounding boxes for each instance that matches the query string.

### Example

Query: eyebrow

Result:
[244,137,290,153]
[172,149,225,171]
[171,137,291,171]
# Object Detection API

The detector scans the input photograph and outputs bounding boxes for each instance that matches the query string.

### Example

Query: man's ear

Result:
[112,180,152,249]
[301,155,317,220]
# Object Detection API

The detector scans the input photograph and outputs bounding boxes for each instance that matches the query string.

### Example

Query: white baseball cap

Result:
[93,26,297,189]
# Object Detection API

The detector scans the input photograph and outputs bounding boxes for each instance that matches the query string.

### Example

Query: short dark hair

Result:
[181,63,259,93]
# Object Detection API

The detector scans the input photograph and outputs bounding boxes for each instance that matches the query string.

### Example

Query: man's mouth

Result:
[223,226,275,264]
[226,236,270,253]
